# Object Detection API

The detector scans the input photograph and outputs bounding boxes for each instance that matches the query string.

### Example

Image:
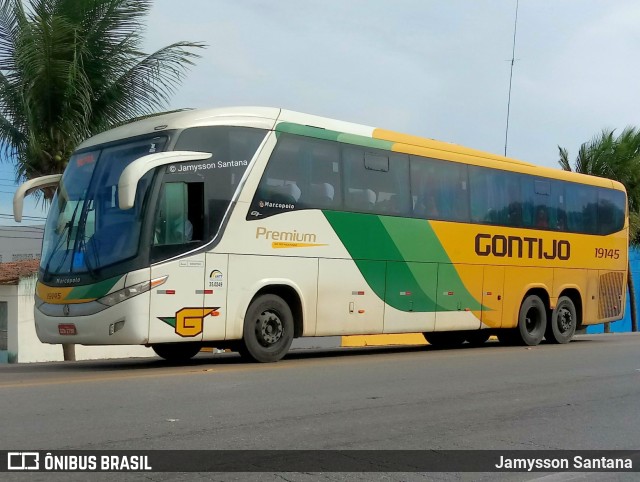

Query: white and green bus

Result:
[14,107,628,362]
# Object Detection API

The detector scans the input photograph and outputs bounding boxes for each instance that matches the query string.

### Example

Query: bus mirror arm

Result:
[117,151,212,210]
[13,174,63,222]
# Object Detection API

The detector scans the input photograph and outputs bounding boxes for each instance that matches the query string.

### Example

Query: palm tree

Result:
[0,0,204,360]
[0,0,205,198]
[559,127,640,332]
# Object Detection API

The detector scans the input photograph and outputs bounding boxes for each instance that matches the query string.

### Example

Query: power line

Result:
[0,235,43,240]
[0,214,46,218]
[504,0,520,157]
[0,227,44,233]
[0,213,47,219]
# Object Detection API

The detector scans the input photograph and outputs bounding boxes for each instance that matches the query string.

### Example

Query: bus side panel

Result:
[581,269,626,325]
[552,267,587,311]
[434,264,483,331]
[226,254,318,340]
[593,269,626,324]
[148,255,206,343]
[584,269,600,324]
[502,266,554,329]
[316,258,385,336]
[383,261,437,333]
[481,265,505,329]
[203,253,229,342]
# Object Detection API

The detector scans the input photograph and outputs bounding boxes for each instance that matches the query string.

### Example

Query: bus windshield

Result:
[41,137,166,277]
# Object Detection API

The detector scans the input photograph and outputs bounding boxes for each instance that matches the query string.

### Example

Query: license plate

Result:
[58,324,77,335]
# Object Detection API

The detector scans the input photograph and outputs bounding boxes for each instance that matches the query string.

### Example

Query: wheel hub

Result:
[258,310,283,345]
[557,307,573,333]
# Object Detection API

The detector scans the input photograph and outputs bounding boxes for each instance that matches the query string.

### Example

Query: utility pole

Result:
[504,0,520,157]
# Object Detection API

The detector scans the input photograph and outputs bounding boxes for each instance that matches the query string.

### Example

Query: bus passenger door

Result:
[149,256,206,343]
[481,266,504,329]
[148,181,206,343]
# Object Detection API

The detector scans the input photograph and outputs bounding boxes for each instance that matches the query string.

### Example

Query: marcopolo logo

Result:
[258,200,295,210]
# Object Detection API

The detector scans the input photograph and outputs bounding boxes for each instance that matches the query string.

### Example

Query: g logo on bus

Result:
[159,307,220,337]
[63,304,70,316]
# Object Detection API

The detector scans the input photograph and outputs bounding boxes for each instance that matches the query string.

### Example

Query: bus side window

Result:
[250,133,342,217]
[154,182,203,245]
[565,183,598,234]
[598,189,626,234]
[343,146,410,216]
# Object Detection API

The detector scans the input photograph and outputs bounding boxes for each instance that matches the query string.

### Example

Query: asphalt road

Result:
[2,333,640,481]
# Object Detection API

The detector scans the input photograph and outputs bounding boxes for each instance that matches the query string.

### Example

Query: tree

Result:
[559,127,640,332]
[0,0,205,198]
[0,0,204,361]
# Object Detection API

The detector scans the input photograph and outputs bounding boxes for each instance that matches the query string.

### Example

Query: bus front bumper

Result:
[34,292,150,345]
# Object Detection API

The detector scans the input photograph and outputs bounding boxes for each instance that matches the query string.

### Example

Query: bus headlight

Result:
[97,276,167,307]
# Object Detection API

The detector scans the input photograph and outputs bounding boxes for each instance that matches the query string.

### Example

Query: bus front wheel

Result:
[516,294,547,346]
[546,296,577,344]
[152,343,202,362]
[240,294,294,363]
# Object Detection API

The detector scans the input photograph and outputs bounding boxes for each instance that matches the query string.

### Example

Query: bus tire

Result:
[152,343,202,362]
[516,294,547,346]
[466,331,490,346]
[546,296,577,344]
[240,294,294,363]
[423,331,466,348]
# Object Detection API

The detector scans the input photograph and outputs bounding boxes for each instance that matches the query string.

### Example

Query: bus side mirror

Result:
[13,174,63,222]
[117,151,212,210]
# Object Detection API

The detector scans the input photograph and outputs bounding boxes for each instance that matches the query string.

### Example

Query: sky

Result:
[2,0,639,226]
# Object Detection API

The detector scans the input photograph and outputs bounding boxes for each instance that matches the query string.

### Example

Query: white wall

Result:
[4,276,155,363]
[0,225,44,264]
[0,284,19,362]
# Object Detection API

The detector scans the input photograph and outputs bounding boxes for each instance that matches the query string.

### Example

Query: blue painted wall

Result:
[587,247,639,333]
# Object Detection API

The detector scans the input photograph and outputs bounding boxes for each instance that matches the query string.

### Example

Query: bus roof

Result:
[77,106,625,192]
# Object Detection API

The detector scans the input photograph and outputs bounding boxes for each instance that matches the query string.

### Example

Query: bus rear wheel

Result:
[423,331,466,348]
[546,296,577,344]
[240,294,294,363]
[515,294,547,346]
[152,343,202,362]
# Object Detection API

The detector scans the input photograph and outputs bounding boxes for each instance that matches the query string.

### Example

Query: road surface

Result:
[2,333,639,481]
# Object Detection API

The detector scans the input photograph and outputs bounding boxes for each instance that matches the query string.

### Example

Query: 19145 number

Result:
[595,248,620,259]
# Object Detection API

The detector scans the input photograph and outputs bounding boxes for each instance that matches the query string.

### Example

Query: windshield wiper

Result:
[42,220,70,282]
[80,237,98,280]
[44,197,83,279]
